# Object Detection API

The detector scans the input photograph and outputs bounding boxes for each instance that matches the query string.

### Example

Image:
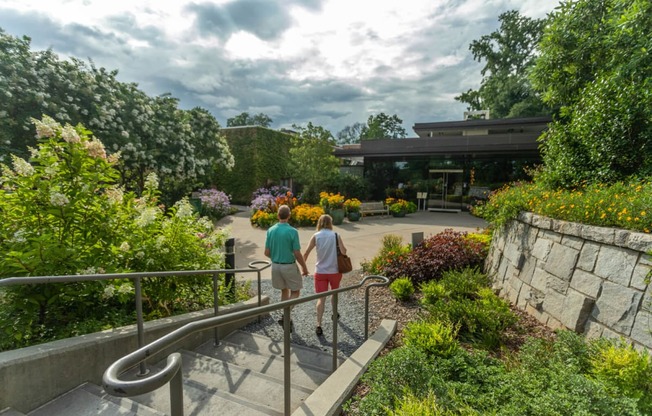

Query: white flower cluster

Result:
[144,172,159,191]
[49,191,70,207]
[11,155,34,176]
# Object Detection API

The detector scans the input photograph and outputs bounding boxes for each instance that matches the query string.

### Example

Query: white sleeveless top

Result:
[313,229,339,274]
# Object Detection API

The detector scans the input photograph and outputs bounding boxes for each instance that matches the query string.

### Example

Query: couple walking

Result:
[263,204,348,337]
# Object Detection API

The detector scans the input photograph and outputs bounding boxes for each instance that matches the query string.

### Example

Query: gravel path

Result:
[240,275,375,359]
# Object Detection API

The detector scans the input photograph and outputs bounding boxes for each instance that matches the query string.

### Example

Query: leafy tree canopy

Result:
[531,0,652,187]
[289,122,340,202]
[0,29,233,204]
[360,113,407,140]
[456,10,550,119]
[336,122,364,145]
[226,112,273,128]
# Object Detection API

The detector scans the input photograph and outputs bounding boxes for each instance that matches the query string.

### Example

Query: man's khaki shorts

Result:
[271,263,303,291]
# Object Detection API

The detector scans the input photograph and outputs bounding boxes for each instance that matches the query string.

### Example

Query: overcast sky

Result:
[0,0,557,136]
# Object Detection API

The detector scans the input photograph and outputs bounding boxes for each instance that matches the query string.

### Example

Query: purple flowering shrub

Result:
[382,229,488,284]
[198,189,232,220]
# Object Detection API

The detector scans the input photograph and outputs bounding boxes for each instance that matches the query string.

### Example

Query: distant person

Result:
[303,214,347,336]
[264,205,309,331]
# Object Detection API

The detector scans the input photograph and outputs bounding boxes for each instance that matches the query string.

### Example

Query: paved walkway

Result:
[216,207,488,280]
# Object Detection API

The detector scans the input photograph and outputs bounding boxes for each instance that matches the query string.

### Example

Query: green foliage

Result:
[0,30,234,203]
[360,113,407,140]
[388,391,461,416]
[421,268,515,349]
[389,277,415,301]
[226,112,273,128]
[218,127,293,205]
[0,117,229,350]
[289,122,340,203]
[335,122,364,145]
[474,180,652,232]
[590,338,652,413]
[323,172,371,201]
[360,234,411,276]
[402,320,459,357]
[456,10,550,118]
[531,0,652,188]
[348,329,645,415]
[344,346,436,415]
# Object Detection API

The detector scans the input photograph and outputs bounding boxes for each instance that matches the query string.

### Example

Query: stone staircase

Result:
[1,330,342,416]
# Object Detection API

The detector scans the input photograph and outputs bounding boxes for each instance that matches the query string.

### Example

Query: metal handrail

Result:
[0,260,271,374]
[102,274,389,416]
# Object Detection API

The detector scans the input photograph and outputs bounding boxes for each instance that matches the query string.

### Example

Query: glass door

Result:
[428,169,464,212]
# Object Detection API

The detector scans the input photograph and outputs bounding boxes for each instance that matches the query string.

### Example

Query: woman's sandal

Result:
[316,326,323,336]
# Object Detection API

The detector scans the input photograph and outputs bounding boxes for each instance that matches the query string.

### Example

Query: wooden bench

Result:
[360,201,389,218]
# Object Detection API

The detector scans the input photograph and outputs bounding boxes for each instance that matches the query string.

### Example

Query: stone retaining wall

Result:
[485,212,652,350]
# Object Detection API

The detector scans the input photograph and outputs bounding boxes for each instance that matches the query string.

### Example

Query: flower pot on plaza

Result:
[347,211,361,222]
[330,208,345,225]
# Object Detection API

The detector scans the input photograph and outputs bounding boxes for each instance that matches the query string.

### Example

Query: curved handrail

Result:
[102,274,389,416]
[0,260,272,374]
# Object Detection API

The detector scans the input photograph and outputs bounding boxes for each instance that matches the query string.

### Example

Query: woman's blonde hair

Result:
[316,214,333,231]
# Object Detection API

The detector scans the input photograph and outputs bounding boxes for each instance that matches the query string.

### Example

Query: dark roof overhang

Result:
[333,132,542,158]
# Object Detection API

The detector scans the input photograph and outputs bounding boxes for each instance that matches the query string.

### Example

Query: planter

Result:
[330,208,345,225]
[391,210,406,218]
[347,211,361,222]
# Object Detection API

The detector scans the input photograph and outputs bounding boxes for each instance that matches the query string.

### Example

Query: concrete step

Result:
[121,348,312,415]
[215,330,344,373]
[28,383,164,416]
[0,408,26,416]
[195,339,331,390]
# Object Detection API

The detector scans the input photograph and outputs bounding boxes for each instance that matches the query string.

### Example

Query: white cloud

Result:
[0,0,559,135]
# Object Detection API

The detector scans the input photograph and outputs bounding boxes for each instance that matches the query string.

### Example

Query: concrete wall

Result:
[485,212,652,350]
[0,296,269,413]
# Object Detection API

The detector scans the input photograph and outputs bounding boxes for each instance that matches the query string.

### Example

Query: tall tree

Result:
[226,112,273,128]
[531,0,652,187]
[336,122,364,145]
[289,122,340,202]
[456,10,550,119]
[360,113,407,140]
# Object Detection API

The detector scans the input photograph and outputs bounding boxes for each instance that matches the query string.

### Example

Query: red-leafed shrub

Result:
[382,229,487,284]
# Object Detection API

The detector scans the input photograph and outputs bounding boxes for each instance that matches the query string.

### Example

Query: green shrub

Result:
[388,391,464,416]
[421,268,516,350]
[343,346,435,415]
[389,277,415,301]
[403,320,459,357]
[590,338,652,414]
[0,117,230,350]
[361,234,411,275]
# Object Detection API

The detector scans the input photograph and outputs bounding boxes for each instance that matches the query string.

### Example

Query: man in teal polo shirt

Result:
[264,205,309,328]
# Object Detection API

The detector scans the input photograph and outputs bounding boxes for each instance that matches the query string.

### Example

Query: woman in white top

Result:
[303,214,347,336]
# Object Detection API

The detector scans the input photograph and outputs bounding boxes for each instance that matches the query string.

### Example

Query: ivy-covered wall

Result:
[218,127,293,205]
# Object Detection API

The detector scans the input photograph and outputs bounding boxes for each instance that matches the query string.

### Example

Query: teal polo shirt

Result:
[265,222,300,264]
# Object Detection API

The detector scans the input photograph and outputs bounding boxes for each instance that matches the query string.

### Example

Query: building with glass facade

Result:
[334,116,550,211]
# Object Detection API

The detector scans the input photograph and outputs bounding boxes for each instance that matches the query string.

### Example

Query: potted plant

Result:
[319,192,346,224]
[344,198,362,221]
[386,198,416,217]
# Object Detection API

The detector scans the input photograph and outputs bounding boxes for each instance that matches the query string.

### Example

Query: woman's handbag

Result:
[335,233,353,273]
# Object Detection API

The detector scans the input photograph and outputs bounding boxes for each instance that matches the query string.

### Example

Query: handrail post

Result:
[212,272,220,346]
[134,277,148,376]
[283,305,292,416]
[332,292,339,372]
[364,284,370,341]
[169,363,184,416]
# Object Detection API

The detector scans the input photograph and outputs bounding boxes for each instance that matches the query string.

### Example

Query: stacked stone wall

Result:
[485,212,652,349]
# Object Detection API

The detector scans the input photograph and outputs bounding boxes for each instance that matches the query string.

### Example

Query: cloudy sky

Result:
[0,0,557,136]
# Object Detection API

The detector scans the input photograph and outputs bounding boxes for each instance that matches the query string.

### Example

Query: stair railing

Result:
[0,260,271,375]
[102,274,389,416]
